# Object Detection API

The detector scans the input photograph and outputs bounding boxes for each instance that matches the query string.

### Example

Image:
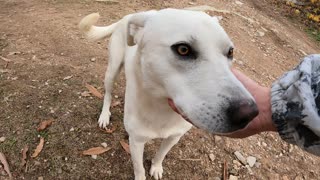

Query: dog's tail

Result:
[79,13,119,41]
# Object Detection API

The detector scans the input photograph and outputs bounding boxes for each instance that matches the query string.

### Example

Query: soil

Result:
[0,0,319,179]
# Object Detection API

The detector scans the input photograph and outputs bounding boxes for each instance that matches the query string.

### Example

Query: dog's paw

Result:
[98,111,111,128]
[134,174,146,180]
[149,164,163,179]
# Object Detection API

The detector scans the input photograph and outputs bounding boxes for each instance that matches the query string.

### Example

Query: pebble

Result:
[0,137,6,142]
[282,176,289,180]
[235,1,243,5]
[229,175,238,180]
[91,155,97,159]
[234,151,247,165]
[262,142,267,147]
[101,142,108,148]
[257,31,265,37]
[70,127,75,132]
[38,177,44,180]
[247,156,256,167]
[214,135,222,142]
[209,153,215,161]
[90,58,96,62]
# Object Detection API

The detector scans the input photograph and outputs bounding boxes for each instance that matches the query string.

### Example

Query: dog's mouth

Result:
[168,98,196,126]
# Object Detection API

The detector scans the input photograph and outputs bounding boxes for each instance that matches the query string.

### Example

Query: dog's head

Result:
[127,9,258,133]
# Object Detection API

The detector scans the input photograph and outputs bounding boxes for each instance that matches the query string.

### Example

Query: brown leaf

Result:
[103,125,117,134]
[0,152,12,179]
[21,145,29,167]
[85,84,103,99]
[37,119,54,131]
[120,140,130,154]
[111,100,121,107]
[31,138,45,158]
[82,147,111,155]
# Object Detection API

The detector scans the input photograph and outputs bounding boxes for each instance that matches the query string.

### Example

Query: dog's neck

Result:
[130,48,172,113]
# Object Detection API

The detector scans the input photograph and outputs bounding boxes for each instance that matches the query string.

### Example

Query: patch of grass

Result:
[38,130,50,139]
[0,138,17,152]
[306,28,320,42]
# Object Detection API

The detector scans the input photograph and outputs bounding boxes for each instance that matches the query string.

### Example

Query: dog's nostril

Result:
[227,100,259,127]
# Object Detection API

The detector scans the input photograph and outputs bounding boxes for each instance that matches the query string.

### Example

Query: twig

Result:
[223,160,228,180]
[0,56,12,62]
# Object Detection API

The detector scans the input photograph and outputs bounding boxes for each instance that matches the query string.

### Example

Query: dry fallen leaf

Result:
[21,145,29,167]
[103,125,117,134]
[111,100,121,107]
[120,140,130,154]
[0,152,12,179]
[31,138,45,158]
[82,147,111,155]
[37,119,54,131]
[85,84,103,99]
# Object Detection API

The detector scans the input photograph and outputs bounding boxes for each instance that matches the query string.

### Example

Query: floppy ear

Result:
[127,10,156,46]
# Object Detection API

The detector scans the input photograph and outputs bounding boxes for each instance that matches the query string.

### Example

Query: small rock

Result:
[0,137,6,142]
[38,177,44,180]
[90,58,96,62]
[114,95,119,98]
[101,142,108,148]
[91,155,97,159]
[70,127,75,132]
[208,153,215,161]
[247,156,256,167]
[235,1,243,5]
[188,2,196,5]
[257,31,265,37]
[63,75,73,80]
[234,151,247,165]
[255,162,261,168]
[262,142,267,147]
[214,135,222,142]
[229,175,238,180]
[282,176,289,180]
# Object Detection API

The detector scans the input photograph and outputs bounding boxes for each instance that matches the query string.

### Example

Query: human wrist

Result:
[260,87,276,132]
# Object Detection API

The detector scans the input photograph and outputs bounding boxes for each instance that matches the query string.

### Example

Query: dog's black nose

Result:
[227,100,259,127]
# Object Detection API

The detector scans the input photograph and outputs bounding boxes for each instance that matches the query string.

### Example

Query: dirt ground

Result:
[0,0,320,179]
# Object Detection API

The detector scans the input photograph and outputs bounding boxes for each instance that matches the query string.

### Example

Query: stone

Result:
[247,156,256,167]
[235,1,243,5]
[101,142,108,148]
[0,137,6,142]
[209,153,215,161]
[91,155,97,159]
[229,175,238,180]
[234,151,247,165]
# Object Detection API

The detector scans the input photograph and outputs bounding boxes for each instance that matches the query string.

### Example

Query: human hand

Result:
[224,69,277,138]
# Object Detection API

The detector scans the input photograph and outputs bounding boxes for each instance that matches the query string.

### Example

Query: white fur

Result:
[79,9,255,180]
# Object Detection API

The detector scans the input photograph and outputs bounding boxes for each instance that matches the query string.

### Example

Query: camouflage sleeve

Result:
[271,54,320,156]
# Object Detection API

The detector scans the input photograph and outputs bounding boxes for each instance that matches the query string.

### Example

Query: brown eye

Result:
[177,45,190,56]
[171,43,197,60]
[227,47,234,59]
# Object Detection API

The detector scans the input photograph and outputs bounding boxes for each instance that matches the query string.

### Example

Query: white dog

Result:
[79,9,258,180]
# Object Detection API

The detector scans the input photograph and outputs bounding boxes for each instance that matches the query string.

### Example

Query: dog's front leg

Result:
[150,135,181,179]
[129,136,147,180]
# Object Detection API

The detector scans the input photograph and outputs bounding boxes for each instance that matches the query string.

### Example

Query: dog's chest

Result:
[124,100,192,139]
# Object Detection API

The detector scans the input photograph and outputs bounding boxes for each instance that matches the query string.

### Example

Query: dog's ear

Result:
[212,16,223,23]
[127,10,156,46]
